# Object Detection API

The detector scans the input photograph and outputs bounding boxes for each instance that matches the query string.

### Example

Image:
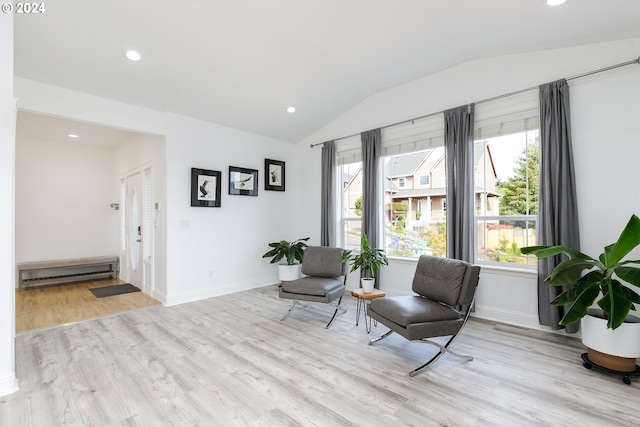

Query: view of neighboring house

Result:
[342,145,501,256]
[386,145,501,227]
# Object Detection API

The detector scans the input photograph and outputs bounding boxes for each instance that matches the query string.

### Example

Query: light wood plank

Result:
[2,285,640,426]
[15,279,161,333]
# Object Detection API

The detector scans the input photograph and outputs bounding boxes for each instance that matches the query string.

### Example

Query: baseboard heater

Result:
[16,256,120,290]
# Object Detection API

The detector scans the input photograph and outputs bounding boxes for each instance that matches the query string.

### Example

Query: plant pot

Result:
[581,309,640,372]
[361,278,375,292]
[278,264,301,284]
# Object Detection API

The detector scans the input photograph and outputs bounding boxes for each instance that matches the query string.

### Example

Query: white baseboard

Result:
[472,304,582,338]
[150,288,167,305]
[0,371,19,397]
[472,304,541,329]
[164,280,271,306]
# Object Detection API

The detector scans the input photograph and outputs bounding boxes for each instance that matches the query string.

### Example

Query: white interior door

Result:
[125,172,143,288]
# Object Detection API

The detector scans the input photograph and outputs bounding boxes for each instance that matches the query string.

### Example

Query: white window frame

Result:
[473,109,540,269]
[333,92,541,264]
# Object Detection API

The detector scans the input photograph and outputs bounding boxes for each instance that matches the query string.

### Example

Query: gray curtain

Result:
[538,79,580,332]
[444,104,475,263]
[321,140,336,247]
[361,129,382,287]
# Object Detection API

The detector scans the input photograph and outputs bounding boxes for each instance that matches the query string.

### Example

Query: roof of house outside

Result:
[386,151,431,177]
[384,144,497,181]
[385,177,399,194]
[390,186,501,199]
[391,188,446,199]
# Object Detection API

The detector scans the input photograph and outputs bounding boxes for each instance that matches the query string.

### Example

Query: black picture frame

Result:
[264,159,285,191]
[229,166,258,196]
[191,168,221,207]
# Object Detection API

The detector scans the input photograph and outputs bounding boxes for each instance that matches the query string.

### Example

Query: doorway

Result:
[123,168,153,293]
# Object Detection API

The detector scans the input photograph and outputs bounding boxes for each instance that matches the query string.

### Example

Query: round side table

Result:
[351,288,386,333]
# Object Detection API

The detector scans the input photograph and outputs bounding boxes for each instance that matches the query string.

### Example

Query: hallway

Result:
[15,279,160,333]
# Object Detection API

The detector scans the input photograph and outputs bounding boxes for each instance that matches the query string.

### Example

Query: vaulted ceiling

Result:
[14,0,640,143]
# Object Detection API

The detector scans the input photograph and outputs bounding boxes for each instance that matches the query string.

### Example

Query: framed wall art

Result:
[191,168,222,207]
[264,159,285,191]
[229,166,258,196]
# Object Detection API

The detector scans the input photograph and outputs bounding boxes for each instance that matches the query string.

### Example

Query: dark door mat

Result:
[89,283,140,298]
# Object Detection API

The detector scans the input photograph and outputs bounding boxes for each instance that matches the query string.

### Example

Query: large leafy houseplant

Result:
[521,214,640,330]
[340,233,389,278]
[262,237,310,265]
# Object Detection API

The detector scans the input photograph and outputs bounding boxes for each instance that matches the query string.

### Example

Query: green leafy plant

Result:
[262,238,310,265]
[340,233,389,278]
[521,214,640,329]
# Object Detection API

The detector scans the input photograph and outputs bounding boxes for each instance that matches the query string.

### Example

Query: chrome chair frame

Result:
[278,246,348,328]
[367,255,480,376]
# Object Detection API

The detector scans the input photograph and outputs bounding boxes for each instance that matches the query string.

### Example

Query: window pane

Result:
[475,129,539,266]
[385,148,446,258]
[341,161,362,250]
[344,219,362,252]
[476,218,537,265]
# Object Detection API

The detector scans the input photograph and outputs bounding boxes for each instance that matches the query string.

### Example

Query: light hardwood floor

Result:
[3,285,640,426]
[15,279,161,333]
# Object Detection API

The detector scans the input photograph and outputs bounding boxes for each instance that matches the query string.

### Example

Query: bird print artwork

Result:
[197,176,216,201]
[237,176,252,187]
[233,172,254,190]
[265,162,284,191]
[199,180,210,197]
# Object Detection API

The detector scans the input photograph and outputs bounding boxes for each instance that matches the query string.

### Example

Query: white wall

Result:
[14,78,166,137]
[0,13,19,397]
[15,137,119,263]
[14,126,167,300]
[14,79,301,309]
[571,65,640,256]
[163,113,300,305]
[298,38,640,332]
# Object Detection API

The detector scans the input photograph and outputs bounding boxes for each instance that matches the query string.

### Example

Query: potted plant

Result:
[521,214,640,373]
[340,232,389,292]
[262,237,310,283]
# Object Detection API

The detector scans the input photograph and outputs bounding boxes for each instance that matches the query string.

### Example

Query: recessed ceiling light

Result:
[547,0,566,6]
[124,49,142,61]
[287,106,296,113]
[68,133,79,139]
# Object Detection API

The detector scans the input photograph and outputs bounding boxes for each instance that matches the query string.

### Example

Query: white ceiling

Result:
[13,0,640,144]
[16,112,141,149]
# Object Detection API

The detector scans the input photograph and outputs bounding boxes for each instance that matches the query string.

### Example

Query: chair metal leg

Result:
[325,297,347,329]
[281,299,346,328]
[408,334,473,377]
[368,329,393,345]
[408,298,476,376]
[281,300,308,321]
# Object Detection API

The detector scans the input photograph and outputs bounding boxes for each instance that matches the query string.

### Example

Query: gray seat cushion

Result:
[281,276,343,297]
[368,295,461,328]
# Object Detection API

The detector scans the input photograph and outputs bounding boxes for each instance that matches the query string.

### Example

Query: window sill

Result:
[476,263,537,277]
[387,255,538,276]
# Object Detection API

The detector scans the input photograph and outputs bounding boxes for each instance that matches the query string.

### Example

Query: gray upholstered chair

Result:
[368,255,480,376]
[279,246,348,328]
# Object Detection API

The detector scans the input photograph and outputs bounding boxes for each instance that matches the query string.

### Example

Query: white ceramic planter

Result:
[361,278,375,292]
[581,309,640,358]
[278,264,301,283]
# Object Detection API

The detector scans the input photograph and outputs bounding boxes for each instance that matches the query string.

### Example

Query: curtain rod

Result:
[310,55,640,148]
